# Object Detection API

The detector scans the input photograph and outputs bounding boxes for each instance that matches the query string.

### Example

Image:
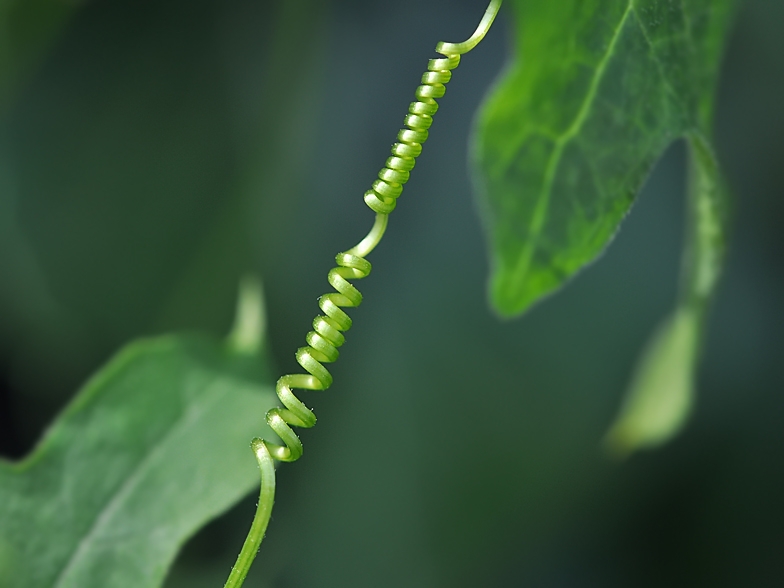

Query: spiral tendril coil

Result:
[258,51,466,463]
[224,3,502,586]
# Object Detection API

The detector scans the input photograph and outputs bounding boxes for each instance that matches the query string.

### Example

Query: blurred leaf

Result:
[604,307,699,455]
[474,0,736,316]
[604,132,728,453]
[0,1,325,451]
[226,275,267,356]
[0,333,278,588]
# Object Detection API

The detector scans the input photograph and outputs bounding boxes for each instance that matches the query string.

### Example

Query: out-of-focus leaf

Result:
[604,307,699,455]
[0,331,278,588]
[0,0,325,451]
[474,0,736,316]
[604,132,728,454]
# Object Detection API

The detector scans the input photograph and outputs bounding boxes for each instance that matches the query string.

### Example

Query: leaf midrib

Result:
[504,2,635,299]
[51,375,226,588]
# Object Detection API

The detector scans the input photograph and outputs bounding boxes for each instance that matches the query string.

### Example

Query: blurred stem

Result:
[604,133,728,456]
[226,275,267,356]
[681,131,728,317]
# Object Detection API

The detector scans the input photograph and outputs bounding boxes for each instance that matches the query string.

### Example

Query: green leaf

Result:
[473,0,736,452]
[604,307,699,456]
[0,333,278,588]
[474,0,736,316]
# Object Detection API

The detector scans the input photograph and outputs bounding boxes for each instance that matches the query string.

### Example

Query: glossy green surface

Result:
[475,0,736,316]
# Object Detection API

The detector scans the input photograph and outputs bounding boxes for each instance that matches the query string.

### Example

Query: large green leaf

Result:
[474,0,735,316]
[0,331,278,588]
[473,0,735,452]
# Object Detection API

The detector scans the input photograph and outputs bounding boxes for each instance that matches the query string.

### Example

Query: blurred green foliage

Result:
[1,1,783,587]
[0,333,278,588]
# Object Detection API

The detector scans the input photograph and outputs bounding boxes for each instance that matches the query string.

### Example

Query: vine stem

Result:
[223,440,275,588]
[222,2,502,586]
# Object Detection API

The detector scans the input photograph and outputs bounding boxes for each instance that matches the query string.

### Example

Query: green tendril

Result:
[223,2,502,586]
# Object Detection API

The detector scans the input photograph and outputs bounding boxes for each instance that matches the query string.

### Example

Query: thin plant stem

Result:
[223,440,276,588]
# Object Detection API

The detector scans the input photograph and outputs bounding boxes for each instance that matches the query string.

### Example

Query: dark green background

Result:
[1,0,782,586]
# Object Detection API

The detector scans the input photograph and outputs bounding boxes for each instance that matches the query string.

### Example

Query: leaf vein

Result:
[506,2,635,295]
[51,376,226,588]
[629,4,690,118]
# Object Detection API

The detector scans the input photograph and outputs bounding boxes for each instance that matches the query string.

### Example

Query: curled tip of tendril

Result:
[437,0,503,55]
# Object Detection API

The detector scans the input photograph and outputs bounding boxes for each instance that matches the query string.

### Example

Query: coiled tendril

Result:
[224,3,502,587]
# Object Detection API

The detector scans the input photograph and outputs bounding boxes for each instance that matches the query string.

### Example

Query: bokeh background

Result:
[1,0,782,586]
